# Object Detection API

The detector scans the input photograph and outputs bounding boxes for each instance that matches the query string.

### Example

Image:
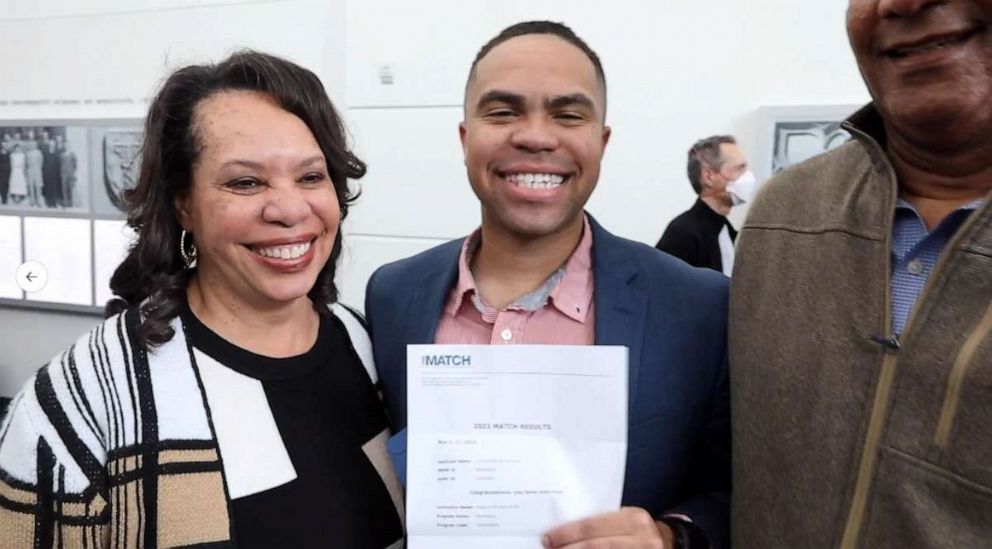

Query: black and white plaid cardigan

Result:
[0,305,401,548]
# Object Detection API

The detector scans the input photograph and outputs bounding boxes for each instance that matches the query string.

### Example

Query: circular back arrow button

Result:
[16,261,49,293]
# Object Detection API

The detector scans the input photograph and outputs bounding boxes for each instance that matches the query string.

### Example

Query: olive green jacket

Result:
[730,105,992,548]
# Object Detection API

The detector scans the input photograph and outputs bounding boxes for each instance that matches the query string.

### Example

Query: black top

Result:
[656,198,737,273]
[182,304,403,548]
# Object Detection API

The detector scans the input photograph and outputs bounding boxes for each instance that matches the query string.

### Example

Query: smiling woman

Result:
[174,89,345,340]
[0,52,405,548]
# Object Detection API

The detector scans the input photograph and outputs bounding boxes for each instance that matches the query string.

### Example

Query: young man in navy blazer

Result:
[366,21,730,549]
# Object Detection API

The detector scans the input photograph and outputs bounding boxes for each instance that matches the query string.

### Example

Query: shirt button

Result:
[907,259,924,276]
[499,329,513,342]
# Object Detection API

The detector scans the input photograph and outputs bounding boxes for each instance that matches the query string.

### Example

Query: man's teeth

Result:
[505,173,565,189]
[893,35,966,57]
[254,241,311,260]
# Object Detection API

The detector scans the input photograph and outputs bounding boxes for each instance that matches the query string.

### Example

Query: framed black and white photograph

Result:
[0,125,89,212]
[0,120,142,314]
[755,105,861,182]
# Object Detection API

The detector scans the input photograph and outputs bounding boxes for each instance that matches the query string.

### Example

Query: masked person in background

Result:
[656,135,756,276]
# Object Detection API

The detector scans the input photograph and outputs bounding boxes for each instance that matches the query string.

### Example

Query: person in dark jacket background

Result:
[656,135,755,275]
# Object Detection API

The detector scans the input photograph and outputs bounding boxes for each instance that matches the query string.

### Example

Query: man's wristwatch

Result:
[658,516,710,549]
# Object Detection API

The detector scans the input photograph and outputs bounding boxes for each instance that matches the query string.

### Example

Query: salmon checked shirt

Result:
[435,216,596,346]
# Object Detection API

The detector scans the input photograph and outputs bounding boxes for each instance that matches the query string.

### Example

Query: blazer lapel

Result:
[590,217,647,412]
[388,239,462,484]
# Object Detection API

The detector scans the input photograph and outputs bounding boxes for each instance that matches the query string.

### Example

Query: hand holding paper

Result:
[541,507,672,548]
[406,344,629,548]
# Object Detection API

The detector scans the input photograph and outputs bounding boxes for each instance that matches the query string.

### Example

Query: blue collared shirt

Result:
[890,198,984,335]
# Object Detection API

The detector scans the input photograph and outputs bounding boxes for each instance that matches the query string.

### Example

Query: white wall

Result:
[0,0,346,118]
[338,0,871,308]
[0,0,870,396]
[0,0,348,395]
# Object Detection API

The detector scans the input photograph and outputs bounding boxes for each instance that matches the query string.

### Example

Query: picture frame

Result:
[754,104,862,183]
[0,119,142,315]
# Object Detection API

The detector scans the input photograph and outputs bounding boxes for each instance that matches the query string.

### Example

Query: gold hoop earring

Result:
[180,229,197,269]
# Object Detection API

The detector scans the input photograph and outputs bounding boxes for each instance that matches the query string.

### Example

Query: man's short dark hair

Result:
[687,135,736,194]
[465,21,607,117]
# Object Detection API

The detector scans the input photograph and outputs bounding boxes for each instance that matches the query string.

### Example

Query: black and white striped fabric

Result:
[0,304,404,548]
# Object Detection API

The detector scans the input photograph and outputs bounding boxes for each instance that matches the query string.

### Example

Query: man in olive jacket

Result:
[730,1,991,548]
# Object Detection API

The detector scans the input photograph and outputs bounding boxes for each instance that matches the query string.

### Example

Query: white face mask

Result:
[726,170,757,206]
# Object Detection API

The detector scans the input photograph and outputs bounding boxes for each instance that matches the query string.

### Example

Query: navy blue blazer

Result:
[365,216,730,548]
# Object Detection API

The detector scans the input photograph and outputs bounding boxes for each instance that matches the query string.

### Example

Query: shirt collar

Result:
[895,198,984,211]
[446,216,595,324]
[548,217,594,323]
[691,198,730,233]
[895,197,985,221]
[446,234,482,316]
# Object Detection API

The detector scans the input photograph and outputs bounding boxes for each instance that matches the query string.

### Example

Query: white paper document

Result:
[407,344,628,548]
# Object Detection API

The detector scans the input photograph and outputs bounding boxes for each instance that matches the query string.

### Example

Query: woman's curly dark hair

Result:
[106,50,365,349]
